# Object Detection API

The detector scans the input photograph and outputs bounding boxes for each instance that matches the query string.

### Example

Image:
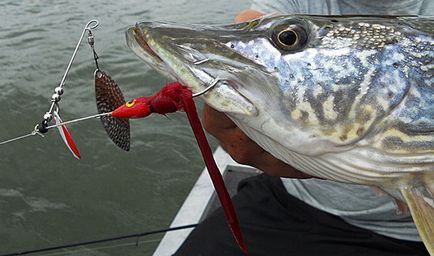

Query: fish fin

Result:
[400,185,434,255]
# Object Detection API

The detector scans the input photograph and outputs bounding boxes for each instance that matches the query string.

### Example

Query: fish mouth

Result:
[130,28,163,63]
[126,25,171,79]
[126,22,258,116]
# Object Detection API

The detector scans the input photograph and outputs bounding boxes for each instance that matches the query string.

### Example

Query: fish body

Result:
[126,15,433,253]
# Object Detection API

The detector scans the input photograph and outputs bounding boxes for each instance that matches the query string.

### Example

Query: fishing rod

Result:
[0,223,198,256]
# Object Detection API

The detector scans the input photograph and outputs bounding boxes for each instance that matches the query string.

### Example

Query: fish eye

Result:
[126,99,135,108]
[277,29,298,47]
[271,22,308,51]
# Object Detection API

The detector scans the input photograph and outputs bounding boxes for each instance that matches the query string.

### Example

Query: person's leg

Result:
[174,174,428,256]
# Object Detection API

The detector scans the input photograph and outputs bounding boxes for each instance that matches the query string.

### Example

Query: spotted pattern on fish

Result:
[227,16,433,154]
[95,70,130,151]
[127,17,434,253]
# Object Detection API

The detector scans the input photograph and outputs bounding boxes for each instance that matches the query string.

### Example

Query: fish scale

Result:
[126,15,433,254]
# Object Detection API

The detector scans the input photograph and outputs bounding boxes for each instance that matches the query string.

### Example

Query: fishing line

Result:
[0,128,43,146]
[26,238,161,256]
[0,113,111,146]
[0,223,198,256]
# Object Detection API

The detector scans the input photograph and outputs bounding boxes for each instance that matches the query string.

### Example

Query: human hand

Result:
[234,9,265,23]
[203,105,311,178]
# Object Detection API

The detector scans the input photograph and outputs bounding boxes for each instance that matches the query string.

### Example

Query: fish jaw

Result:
[126,22,257,117]
[124,17,434,253]
[125,18,360,156]
[126,16,433,158]
[126,26,169,78]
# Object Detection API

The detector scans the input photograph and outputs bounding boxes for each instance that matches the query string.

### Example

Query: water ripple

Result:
[0,188,69,216]
[0,0,249,253]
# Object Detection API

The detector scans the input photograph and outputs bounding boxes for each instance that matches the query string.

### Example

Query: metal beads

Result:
[43,112,53,122]
[51,93,61,102]
[54,87,64,95]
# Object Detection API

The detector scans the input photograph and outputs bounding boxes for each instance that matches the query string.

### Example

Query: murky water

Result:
[0,0,249,254]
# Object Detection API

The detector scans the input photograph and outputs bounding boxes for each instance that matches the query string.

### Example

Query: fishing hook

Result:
[193,58,209,65]
[192,77,223,98]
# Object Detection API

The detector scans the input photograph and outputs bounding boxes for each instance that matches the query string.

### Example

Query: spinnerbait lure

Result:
[0,20,131,156]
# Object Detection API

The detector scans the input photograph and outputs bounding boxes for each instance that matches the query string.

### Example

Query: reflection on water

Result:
[0,0,248,254]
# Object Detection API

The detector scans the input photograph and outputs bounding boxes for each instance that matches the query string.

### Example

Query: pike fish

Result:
[126,15,434,253]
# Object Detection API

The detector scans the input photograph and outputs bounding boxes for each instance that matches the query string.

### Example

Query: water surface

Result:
[0,0,249,254]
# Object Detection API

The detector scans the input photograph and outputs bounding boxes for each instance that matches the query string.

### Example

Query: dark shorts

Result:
[174,174,428,256]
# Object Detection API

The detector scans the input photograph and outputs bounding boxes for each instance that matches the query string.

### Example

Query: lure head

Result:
[111,97,152,119]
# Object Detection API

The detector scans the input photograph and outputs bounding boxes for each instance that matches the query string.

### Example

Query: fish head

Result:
[126,19,277,117]
[126,15,423,155]
[126,19,434,252]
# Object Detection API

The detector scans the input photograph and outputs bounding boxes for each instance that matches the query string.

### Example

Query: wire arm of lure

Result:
[46,112,111,129]
[38,20,99,133]
[59,20,99,90]
[0,20,103,146]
